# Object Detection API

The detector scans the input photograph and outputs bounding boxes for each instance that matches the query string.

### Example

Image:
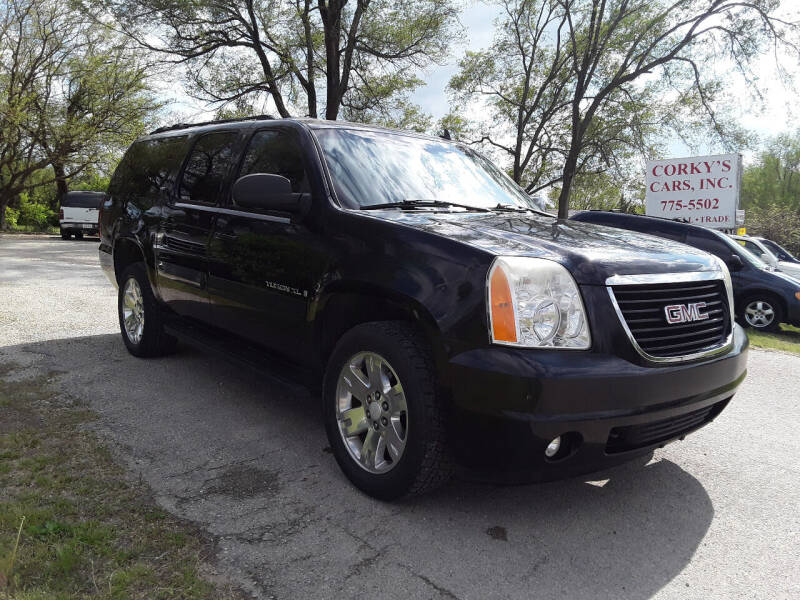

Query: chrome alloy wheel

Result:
[335,352,408,474]
[122,277,145,344]
[744,300,775,328]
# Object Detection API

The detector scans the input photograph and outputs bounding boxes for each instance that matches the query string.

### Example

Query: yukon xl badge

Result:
[664,302,709,324]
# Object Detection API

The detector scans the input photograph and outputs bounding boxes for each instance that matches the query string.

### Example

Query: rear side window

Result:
[237,130,309,196]
[61,193,104,208]
[179,132,239,205]
[109,136,188,207]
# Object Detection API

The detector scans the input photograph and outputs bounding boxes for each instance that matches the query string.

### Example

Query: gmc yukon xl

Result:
[99,117,748,499]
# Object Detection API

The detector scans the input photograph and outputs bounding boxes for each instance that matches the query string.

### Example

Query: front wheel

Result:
[740,295,784,332]
[323,321,452,500]
[118,263,177,357]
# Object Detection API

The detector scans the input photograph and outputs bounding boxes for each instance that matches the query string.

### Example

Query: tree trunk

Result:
[320,1,343,120]
[0,201,6,231]
[557,149,580,219]
[53,162,68,202]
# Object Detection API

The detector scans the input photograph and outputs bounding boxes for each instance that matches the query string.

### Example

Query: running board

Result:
[164,319,319,394]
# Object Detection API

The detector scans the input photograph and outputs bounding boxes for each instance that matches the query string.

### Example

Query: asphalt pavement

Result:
[1,234,798,599]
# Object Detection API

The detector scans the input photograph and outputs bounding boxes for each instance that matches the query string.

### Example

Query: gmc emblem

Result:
[664,302,710,324]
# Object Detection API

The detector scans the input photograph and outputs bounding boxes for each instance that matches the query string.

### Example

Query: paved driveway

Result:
[1,234,798,599]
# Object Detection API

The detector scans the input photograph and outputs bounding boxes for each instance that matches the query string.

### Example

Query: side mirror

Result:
[232,173,302,213]
[761,253,778,267]
[727,254,745,271]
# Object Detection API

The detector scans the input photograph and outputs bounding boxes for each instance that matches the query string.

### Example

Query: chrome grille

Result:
[610,278,732,360]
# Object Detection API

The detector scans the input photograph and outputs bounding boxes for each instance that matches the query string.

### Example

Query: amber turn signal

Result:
[489,264,517,343]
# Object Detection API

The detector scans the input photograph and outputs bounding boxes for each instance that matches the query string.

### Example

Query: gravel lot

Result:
[1,234,799,599]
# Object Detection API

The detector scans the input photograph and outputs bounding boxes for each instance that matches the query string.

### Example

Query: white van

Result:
[59,191,105,239]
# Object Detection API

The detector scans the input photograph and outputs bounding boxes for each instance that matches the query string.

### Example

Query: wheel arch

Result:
[737,289,787,320]
[312,284,447,376]
[113,237,149,285]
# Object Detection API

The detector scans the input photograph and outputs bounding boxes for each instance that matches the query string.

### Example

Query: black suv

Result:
[570,211,800,332]
[99,117,748,499]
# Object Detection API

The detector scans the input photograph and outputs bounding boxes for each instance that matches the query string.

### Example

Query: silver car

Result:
[731,235,800,282]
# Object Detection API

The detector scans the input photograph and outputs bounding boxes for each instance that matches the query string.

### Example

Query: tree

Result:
[102,0,458,123]
[0,0,160,228]
[741,130,800,212]
[449,0,799,218]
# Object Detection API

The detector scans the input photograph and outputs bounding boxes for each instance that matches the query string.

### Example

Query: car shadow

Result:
[1,333,714,599]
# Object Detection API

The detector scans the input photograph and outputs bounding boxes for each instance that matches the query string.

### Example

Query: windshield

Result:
[759,238,798,262]
[313,128,538,211]
[714,231,768,268]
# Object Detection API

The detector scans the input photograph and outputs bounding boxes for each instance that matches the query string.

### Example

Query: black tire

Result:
[323,321,452,500]
[60,228,71,240]
[739,294,784,333]
[75,231,84,240]
[118,263,177,357]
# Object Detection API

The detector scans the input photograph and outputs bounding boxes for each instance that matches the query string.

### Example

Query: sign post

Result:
[645,153,742,229]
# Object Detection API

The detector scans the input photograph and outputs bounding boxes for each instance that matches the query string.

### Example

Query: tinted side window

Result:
[179,132,239,205]
[109,136,188,208]
[760,239,781,256]
[686,233,730,261]
[648,226,685,243]
[742,241,763,255]
[237,130,309,198]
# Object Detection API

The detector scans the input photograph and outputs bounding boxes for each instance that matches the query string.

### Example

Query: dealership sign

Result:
[645,153,742,228]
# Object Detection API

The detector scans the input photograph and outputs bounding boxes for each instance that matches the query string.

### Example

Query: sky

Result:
[163,0,797,163]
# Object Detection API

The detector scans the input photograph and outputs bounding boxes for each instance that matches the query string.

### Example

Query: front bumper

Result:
[786,299,800,327]
[445,324,748,481]
[61,223,98,233]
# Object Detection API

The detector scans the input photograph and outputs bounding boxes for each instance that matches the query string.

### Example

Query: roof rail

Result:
[149,114,275,135]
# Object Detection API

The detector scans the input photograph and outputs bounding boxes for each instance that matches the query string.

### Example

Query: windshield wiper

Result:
[492,204,531,212]
[491,203,555,218]
[360,199,490,212]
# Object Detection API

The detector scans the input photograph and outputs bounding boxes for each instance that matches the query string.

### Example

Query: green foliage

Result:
[16,193,56,229]
[742,204,800,257]
[0,0,161,225]
[555,172,645,213]
[449,0,797,215]
[4,207,20,229]
[105,0,458,125]
[742,131,800,212]
[739,130,800,256]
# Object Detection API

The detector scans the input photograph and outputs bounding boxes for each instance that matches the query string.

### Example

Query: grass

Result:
[0,365,243,600]
[746,323,800,356]
[0,226,59,235]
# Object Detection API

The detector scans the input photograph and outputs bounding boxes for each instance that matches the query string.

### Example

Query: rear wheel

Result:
[740,295,784,332]
[75,231,84,240]
[323,321,452,500]
[60,228,71,240]
[118,263,177,357]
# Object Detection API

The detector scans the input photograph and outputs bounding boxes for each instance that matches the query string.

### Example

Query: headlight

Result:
[487,256,591,349]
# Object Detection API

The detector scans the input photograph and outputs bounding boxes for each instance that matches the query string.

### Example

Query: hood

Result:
[367,210,721,285]
[777,261,800,282]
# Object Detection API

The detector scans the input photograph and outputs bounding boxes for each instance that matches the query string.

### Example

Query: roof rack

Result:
[149,114,275,135]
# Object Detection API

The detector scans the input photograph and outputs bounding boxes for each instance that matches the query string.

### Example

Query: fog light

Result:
[545,436,561,458]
